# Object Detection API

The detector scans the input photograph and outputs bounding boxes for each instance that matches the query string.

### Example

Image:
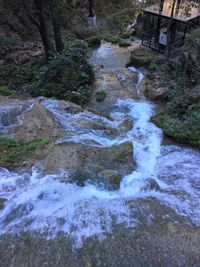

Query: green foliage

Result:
[1,43,94,105]
[96,91,107,102]
[104,36,122,44]
[0,136,50,168]
[85,37,101,47]
[30,48,94,104]
[153,103,200,148]
[147,49,200,148]
[0,86,14,96]
[120,32,131,39]
[119,40,131,47]
[116,144,131,163]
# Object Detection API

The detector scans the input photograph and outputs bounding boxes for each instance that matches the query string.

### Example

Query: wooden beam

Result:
[159,0,165,13]
[176,0,181,15]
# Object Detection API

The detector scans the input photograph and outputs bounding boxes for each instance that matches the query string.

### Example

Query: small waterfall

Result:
[0,43,200,247]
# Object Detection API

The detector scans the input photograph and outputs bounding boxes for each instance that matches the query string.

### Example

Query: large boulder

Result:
[8,101,65,143]
[126,47,158,67]
[42,141,135,190]
[141,77,169,101]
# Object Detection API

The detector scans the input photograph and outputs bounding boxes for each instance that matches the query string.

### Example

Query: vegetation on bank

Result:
[0,86,15,96]
[0,135,50,168]
[0,41,94,105]
[151,28,200,148]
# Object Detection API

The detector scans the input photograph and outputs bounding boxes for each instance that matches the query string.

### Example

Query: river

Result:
[0,42,200,266]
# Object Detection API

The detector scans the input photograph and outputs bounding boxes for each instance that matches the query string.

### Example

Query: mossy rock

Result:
[126,47,158,67]
[85,37,101,47]
[96,91,107,102]
[0,135,50,168]
[115,143,133,163]
[100,170,121,190]
[119,40,132,48]
[0,86,14,96]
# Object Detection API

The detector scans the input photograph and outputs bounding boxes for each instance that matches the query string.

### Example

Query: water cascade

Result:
[0,43,200,248]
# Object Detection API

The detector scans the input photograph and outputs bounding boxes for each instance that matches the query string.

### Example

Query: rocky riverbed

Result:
[0,42,200,267]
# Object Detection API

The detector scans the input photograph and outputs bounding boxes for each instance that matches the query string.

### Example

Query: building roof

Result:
[143,0,200,22]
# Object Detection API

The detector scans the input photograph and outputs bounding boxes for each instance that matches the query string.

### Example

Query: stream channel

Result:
[0,42,200,266]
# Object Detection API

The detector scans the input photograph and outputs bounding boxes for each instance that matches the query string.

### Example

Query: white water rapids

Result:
[0,43,200,247]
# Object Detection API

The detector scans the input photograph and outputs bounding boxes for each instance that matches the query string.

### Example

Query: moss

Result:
[120,32,131,39]
[0,86,15,96]
[104,36,122,44]
[116,144,132,163]
[85,37,101,47]
[109,173,121,190]
[119,40,131,47]
[96,91,107,102]
[0,136,50,168]
[116,153,130,163]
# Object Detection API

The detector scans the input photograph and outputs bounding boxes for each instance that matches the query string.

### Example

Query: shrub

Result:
[96,91,107,102]
[85,37,101,47]
[104,36,122,44]
[37,52,93,101]
[0,86,14,96]
[0,136,50,168]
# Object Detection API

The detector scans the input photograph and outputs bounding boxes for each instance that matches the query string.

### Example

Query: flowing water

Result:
[0,43,200,248]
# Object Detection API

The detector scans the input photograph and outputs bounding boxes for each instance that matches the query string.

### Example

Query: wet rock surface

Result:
[8,101,65,143]
[0,198,7,209]
[42,141,135,190]
[0,199,200,267]
[88,67,138,113]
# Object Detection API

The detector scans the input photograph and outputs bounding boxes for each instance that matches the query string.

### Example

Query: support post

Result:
[87,0,96,27]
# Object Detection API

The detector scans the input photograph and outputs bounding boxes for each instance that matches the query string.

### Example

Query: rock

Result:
[118,117,133,133]
[142,179,160,191]
[42,142,135,188]
[88,68,138,113]
[119,40,132,48]
[145,86,168,101]
[64,105,84,114]
[9,101,65,143]
[99,170,121,190]
[70,91,82,103]
[126,47,158,67]
[0,198,7,209]
[140,78,169,101]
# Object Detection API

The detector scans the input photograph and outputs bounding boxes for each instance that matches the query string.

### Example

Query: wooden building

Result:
[141,0,200,52]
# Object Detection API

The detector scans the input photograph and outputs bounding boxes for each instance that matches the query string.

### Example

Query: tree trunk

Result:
[50,0,64,53]
[22,0,55,60]
[88,0,94,17]
[34,0,54,59]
